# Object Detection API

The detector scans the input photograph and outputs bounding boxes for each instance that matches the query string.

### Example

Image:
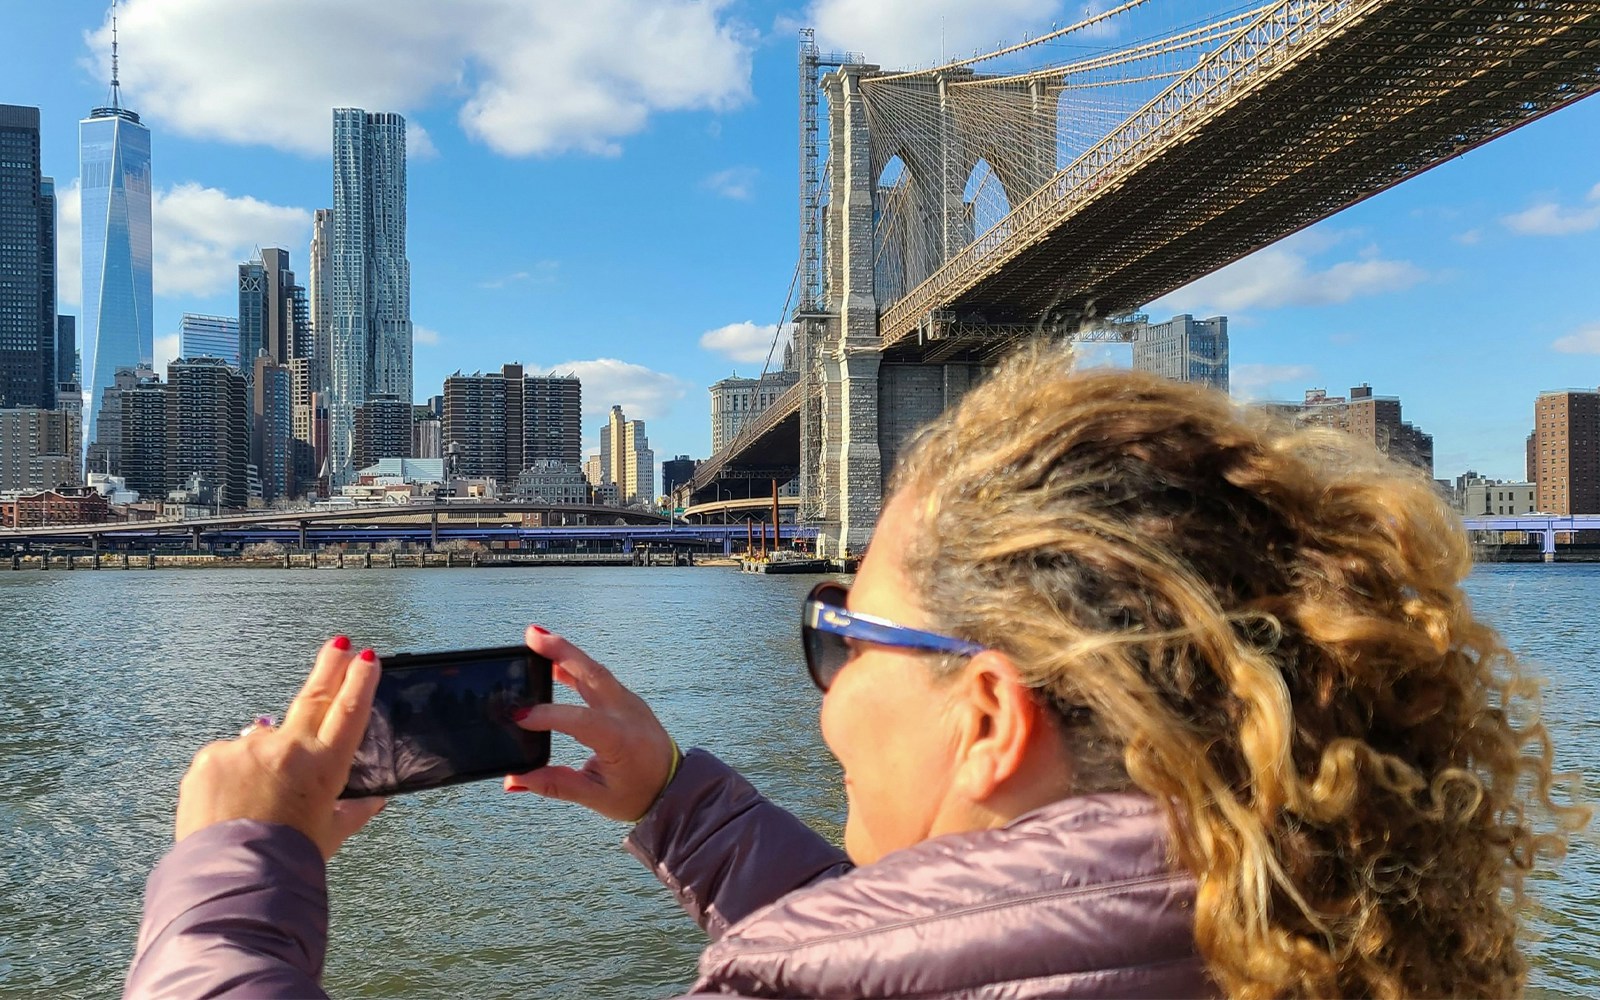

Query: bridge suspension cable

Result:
[858,4,1274,317]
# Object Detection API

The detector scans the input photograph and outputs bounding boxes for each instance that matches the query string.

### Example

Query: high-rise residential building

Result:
[179,314,240,367]
[412,407,441,459]
[599,405,654,507]
[84,363,154,476]
[1298,385,1434,476]
[289,357,324,494]
[1530,389,1600,515]
[118,371,167,500]
[352,394,412,470]
[166,357,249,510]
[0,406,81,492]
[79,38,153,458]
[709,371,801,452]
[1132,314,1229,392]
[329,109,411,485]
[56,315,77,387]
[442,365,582,483]
[252,357,294,503]
[0,105,57,410]
[309,208,332,393]
[662,455,697,497]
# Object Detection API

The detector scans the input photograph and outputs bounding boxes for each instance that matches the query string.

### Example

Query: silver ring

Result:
[239,713,277,738]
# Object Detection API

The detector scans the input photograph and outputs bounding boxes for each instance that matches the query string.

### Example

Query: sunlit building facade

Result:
[329,109,410,485]
[79,98,152,458]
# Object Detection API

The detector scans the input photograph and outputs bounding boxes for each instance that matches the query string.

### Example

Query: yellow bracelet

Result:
[631,739,682,824]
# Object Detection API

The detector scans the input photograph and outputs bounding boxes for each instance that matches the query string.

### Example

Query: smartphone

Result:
[341,645,553,798]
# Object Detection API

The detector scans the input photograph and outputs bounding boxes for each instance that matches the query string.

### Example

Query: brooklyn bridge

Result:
[674,0,1600,557]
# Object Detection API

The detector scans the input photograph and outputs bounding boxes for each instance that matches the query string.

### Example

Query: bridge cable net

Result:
[856,3,1275,318]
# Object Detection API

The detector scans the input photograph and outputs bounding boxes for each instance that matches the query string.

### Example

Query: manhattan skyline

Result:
[1,1,1597,480]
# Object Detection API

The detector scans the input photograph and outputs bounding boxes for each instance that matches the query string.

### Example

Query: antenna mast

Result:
[109,0,122,109]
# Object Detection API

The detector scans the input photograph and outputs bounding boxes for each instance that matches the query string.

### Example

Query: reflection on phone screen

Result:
[345,655,539,796]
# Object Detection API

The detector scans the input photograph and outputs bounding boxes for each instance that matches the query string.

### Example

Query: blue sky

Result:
[3,0,1597,481]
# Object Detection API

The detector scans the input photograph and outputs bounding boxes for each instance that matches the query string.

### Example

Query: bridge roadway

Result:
[686,0,1600,505]
[1460,514,1600,560]
[879,0,1600,353]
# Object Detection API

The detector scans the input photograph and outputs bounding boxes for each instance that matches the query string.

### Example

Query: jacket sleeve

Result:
[124,820,330,1000]
[625,749,852,941]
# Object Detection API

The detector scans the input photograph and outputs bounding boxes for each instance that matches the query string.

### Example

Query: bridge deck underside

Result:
[882,0,1600,357]
[685,385,802,497]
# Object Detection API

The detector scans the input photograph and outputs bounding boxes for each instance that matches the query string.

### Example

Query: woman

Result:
[126,348,1587,998]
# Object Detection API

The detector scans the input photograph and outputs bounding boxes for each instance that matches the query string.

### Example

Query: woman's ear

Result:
[949,650,1056,805]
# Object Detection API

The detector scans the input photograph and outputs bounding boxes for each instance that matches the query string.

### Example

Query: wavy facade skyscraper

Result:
[329,109,410,485]
[78,25,152,460]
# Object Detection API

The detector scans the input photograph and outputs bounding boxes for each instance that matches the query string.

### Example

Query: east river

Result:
[0,564,1594,998]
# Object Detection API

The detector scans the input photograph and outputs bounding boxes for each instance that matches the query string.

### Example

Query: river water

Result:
[0,564,1593,998]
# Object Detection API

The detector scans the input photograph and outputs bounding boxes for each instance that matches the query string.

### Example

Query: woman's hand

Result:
[506,625,677,822]
[174,636,388,861]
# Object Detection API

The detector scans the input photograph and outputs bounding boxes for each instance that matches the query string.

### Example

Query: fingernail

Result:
[505,784,530,793]
[332,635,351,651]
[512,707,532,722]
[531,625,550,635]
[358,648,376,662]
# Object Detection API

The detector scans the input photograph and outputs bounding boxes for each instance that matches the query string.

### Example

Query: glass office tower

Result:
[329,108,410,486]
[0,105,57,410]
[79,99,153,456]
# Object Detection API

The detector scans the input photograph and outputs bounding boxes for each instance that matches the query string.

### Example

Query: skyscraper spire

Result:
[109,0,122,109]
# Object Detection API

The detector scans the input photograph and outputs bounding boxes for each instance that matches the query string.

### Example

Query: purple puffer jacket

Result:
[125,750,1211,998]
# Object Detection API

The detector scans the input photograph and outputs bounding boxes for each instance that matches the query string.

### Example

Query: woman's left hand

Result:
[173,636,388,861]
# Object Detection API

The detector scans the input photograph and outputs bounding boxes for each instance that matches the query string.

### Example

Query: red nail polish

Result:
[358,648,376,662]
[332,635,351,651]
[531,625,550,635]
[505,784,530,793]
[512,707,532,722]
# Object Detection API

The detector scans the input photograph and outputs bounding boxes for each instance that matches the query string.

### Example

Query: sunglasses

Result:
[801,581,985,692]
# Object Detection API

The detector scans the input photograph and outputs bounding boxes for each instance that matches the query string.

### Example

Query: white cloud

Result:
[1552,323,1600,355]
[544,358,690,423]
[153,184,313,298]
[414,325,441,346]
[808,0,1109,70]
[1148,233,1427,316]
[53,180,309,306]
[56,181,81,308]
[154,333,180,372]
[1502,183,1600,236]
[699,321,792,365]
[98,0,753,158]
[478,261,559,289]
[1454,229,1482,246]
[1230,363,1318,401]
[703,166,759,201]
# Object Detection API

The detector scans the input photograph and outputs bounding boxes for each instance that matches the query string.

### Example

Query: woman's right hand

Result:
[506,625,678,822]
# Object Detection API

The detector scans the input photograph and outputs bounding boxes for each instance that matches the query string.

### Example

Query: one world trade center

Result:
[79,13,152,465]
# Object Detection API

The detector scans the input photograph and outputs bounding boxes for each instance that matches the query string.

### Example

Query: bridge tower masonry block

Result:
[816,68,883,559]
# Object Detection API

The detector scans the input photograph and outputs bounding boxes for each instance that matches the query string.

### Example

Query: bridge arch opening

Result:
[874,154,913,305]
[963,158,1012,250]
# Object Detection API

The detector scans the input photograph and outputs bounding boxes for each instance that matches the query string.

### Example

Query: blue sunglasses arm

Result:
[807,603,985,657]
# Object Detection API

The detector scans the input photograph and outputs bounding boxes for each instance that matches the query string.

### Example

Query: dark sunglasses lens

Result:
[803,623,843,690]
[804,584,850,691]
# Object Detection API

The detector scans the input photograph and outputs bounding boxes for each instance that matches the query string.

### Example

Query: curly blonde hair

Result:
[889,346,1589,998]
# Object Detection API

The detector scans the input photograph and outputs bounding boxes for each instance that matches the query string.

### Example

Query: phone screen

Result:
[342,645,552,798]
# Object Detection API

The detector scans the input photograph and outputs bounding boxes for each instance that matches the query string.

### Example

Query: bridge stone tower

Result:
[802,62,1058,558]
